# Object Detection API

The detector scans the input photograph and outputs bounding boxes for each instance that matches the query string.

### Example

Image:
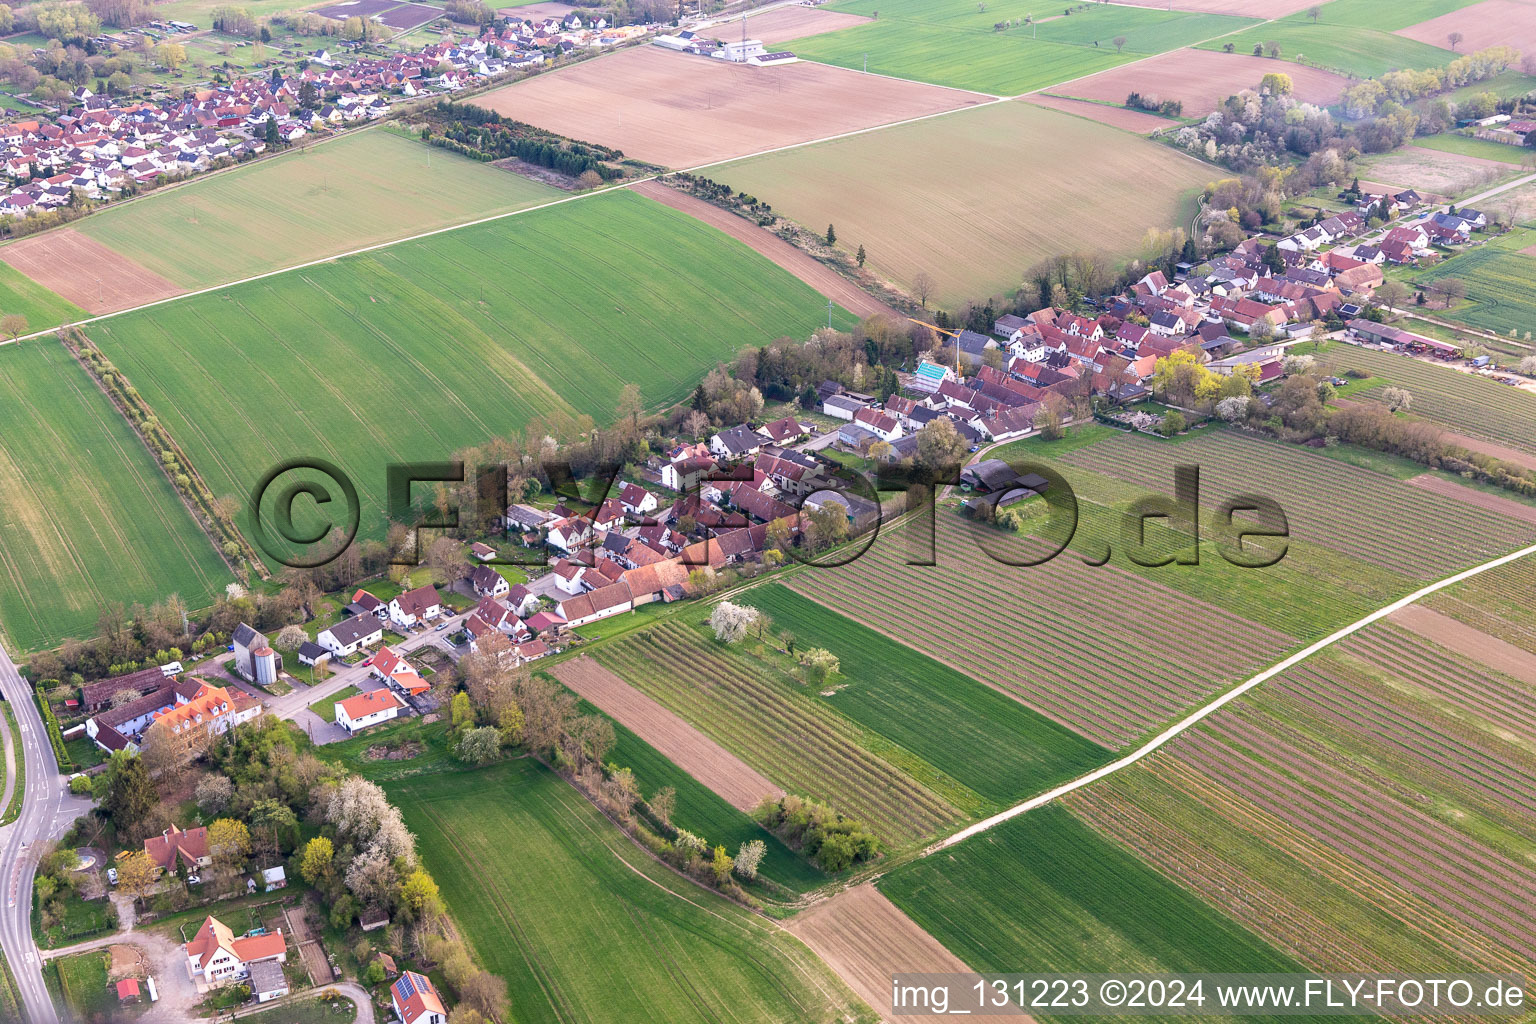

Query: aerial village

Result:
[0,11,644,220]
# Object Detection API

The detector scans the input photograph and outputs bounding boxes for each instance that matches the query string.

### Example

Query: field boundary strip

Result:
[926,537,1536,855]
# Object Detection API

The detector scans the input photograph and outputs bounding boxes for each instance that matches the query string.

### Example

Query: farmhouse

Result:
[82,665,175,712]
[335,688,405,734]
[1347,319,1461,357]
[86,679,260,756]
[183,914,287,992]
[316,614,384,657]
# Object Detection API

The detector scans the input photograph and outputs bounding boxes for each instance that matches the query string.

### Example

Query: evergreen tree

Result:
[825,223,836,245]
[98,752,155,835]
[856,244,866,267]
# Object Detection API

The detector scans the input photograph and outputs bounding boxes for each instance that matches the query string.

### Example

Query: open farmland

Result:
[739,5,872,44]
[60,129,563,292]
[1046,48,1349,120]
[1396,0,1536,59]
[1388,603,1536,683]
[551,656,783,812]
[0,341,231,652]
[595,618,964,843]
[1069,623,1536,978]
[740,585,1114,807]
[0,260,84,326]
[1357,145,1519,198]
[88,190,854,551]
[787,885,973,1024]
[1426,552,1536,654]
[713,100,1210,306]
[1195,20,1454,77]
[1059,430,1536,579]
[0,230,181,315]
[786,0,1258,96]
[1320,344,1536,456]
[785,511,1295,750]
[1414,231,1536,337]
[1019,93,1176,133]
[389,760,875,1024]
[879,804,1308,1003]
[474,45,988,170]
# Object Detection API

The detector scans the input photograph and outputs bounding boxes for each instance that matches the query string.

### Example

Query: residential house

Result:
[392,971,448,1024]
[710,424,763,459]
[183,915,287,992]
[316,614,384,658]
[370,647,430,697]
[145,824,211,874]
[468,564,510,599]
[388,585,443,629]
[335,688,404,734]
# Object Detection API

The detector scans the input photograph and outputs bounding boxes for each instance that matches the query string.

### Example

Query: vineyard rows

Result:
[596,620,960,845]
[1426,553,1536,654]
[789,515,1291,748]
[1320,345,1536,457]
[1061,431,1536,579]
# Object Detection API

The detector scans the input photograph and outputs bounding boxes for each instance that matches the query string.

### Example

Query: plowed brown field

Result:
[551,655,783,811]
[0,230,181,314]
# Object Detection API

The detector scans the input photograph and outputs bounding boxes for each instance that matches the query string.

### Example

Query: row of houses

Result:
[0,23,591,216]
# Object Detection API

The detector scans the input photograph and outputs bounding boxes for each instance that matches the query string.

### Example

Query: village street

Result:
[192,608,473,744]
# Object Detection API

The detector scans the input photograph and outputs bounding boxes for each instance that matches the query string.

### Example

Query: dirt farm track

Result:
[476,45,989,169]
[550,656,784,812]
[0,229,182,313]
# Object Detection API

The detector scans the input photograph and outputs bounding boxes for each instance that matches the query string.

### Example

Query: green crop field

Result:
[879,805,1306,1005]
[90,190,853,555]
[0,263,83,329]
[788,0,1256,95]
[1412,132,1534,165]
[389,760,874,1024]
[741,585,1113,806]
[1310,0,1482,30]
[602,714,828,895]
[76,129,562,290]
[1196,22,1454,77]
[596,618,968,844]
[1318,343,1536,455]
[0,341,231,653]
[1413,231,1536,339]
[714,101,1208,307]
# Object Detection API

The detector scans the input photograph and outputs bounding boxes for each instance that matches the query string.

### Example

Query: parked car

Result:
[107,867,118,885]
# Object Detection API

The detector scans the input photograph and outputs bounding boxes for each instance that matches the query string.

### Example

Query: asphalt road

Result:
[0,642,92,1024]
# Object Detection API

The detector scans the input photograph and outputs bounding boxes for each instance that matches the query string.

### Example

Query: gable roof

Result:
[323,614,382,648]
[147,824,209,871]
[392,584,441,617]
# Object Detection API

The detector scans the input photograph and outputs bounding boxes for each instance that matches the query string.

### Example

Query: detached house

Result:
[145,824,211,874]
[335,688,404,734]
[393,971,448,1024]
[389,585,443,629]
[468,564,510,599]
[184,915,287,992]
[316,614,384,658]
